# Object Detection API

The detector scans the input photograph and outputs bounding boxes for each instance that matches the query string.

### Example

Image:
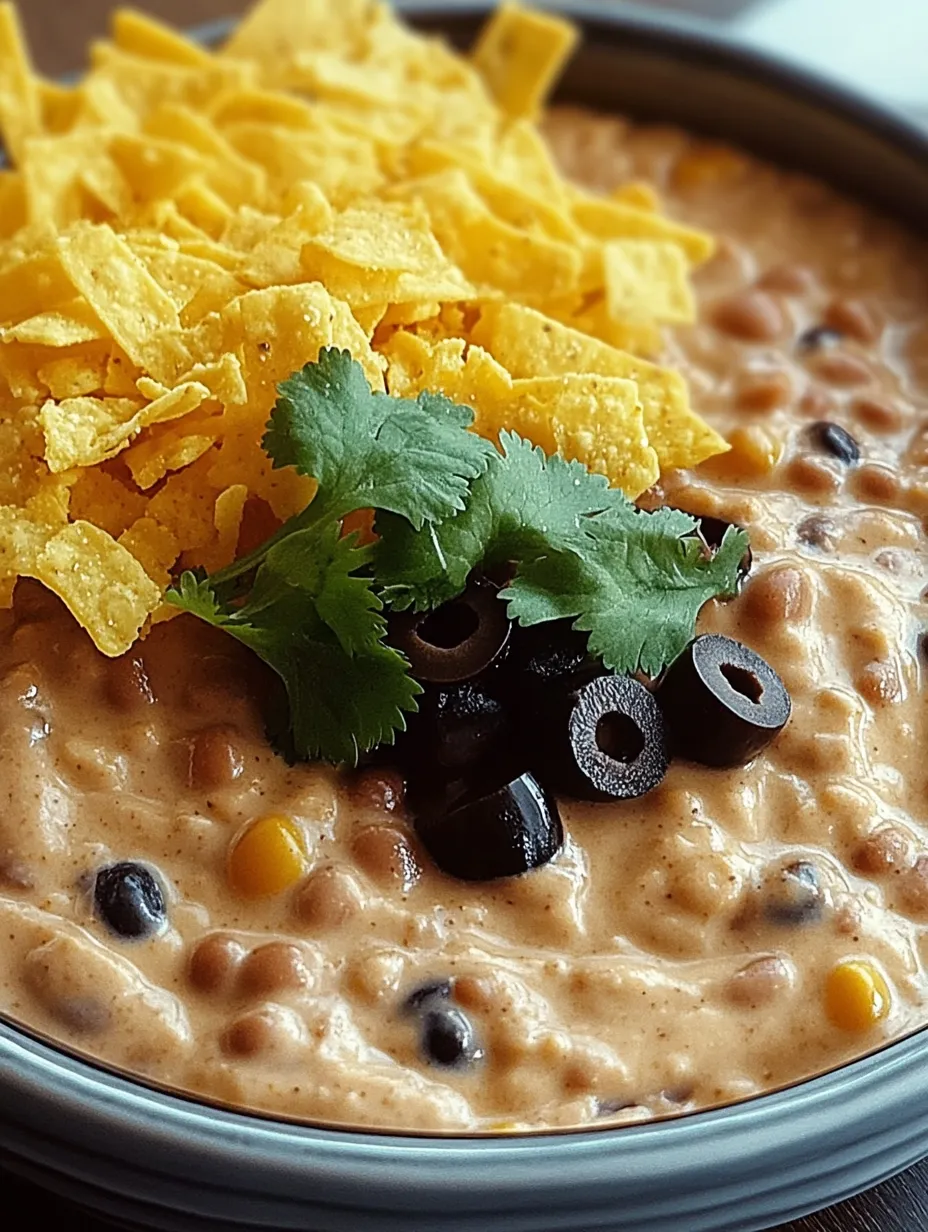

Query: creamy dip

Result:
[1,111,928,1133]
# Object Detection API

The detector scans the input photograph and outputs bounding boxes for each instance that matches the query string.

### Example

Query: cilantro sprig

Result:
[168,349,747,765]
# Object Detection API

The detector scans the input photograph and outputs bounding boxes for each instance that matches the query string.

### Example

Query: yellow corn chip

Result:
[612,181,661,212]
[173,180,234,238]
[0,485,70,598]
[56,223,184,381]
[506,374,657,498]
[40,81,80,135]
[603,240,696,324]
[0,3,41,164]
[241,199,332,289]
[210,483,249,570]
[179,353,247,407]
[5,300,105,347]
[147,452,221,551]
[471,2,578,120]
[118,516,180,588]
[41,380,209,473]
[112,9,214,68]
[68,467,146,538]
[0,169,25,237]
[390,169,580,302]
[37,354,108,400]
[472,302,728,470]
[572,193,715,266]
[124,424,218,490]
[221,0,375,74]
[0,249,73,327]
[30,520,160,656]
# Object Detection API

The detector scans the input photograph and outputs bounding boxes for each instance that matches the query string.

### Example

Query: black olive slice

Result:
[808,421,860,466]
[658,634,791,768]
[389,581,509,684]
[539,672,669,802]
[414,772,562,882]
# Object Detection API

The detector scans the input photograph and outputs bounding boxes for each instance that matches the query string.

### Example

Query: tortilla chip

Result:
[118,515,180,588]
[0,3,42,164]
[112,9,214,69]
[30,519,160,656]
[56,223,184,381]
[472,301,728,469]
[572,193,715,266]
[41,380,210,472]
[603,240,696,324]
[471,2,578,120]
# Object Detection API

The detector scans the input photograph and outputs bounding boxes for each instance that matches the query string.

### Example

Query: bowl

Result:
[2,5,928,1230]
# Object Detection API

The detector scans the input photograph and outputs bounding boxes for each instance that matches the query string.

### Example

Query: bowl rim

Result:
[2,0,928,1200]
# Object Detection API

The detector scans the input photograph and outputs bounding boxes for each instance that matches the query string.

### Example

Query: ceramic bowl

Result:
[2,5,928,1230]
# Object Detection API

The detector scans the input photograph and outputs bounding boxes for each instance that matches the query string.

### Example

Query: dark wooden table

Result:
[4,1,927,1229]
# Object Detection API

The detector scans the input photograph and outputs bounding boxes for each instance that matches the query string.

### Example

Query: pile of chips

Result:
[0,0,726,656]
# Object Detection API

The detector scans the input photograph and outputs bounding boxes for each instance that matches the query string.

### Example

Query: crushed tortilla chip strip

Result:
[603,240,696,324]
[147,452,221,551]
[471,302,728,470]
[112,9,214,69]
[5,300,105,347]
[124,423,218,490]
[471,2,578,120]
[68,467,146,538]
[41,380,210,472]
[56,222,184,381]
[572,193,715,266]
[506,374,658,498]
[118,515,180,588]
[220,0,375,77]
[29,519,160,656]
[612,181,661,212]
[211,482,249,569]
[0,3,41,164]
[37,353,108,400]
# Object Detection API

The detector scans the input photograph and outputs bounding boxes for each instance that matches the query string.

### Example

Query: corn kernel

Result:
[228,815,307,898]
[712,425,783,479]
[824,960,891,1032]
[672,146,749,192]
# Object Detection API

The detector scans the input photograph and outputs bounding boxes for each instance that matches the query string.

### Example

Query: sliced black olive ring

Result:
[658,634,791,768]
[558,673,670,802]
[388,580,510,684]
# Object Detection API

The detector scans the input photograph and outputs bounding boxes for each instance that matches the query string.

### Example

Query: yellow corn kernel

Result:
[824,960,891,1032]
[228,815,307,898]
[672,146,749,192]
[713,425,783,479]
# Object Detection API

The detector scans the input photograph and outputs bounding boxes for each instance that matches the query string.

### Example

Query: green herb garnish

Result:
[168,348,747,764]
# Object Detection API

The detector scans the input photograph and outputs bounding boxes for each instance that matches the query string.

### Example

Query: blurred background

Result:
[23,0,928,125]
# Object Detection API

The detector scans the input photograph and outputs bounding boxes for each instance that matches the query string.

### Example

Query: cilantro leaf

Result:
[376,431,625,610]
[168,522,420,765]
[265,347,495,530]
[503,509,749,676]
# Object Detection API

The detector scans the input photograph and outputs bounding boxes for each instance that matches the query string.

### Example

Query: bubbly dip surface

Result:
[2,111,928,1133]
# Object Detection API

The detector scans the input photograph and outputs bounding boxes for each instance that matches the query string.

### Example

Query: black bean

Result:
[762,860,823,926]
[403,979,453,1014]
[796,513,838,551]
[797,325,843,352]
[809,421,860,465]
[94,862,167,939]
[421,1006,484,1068]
